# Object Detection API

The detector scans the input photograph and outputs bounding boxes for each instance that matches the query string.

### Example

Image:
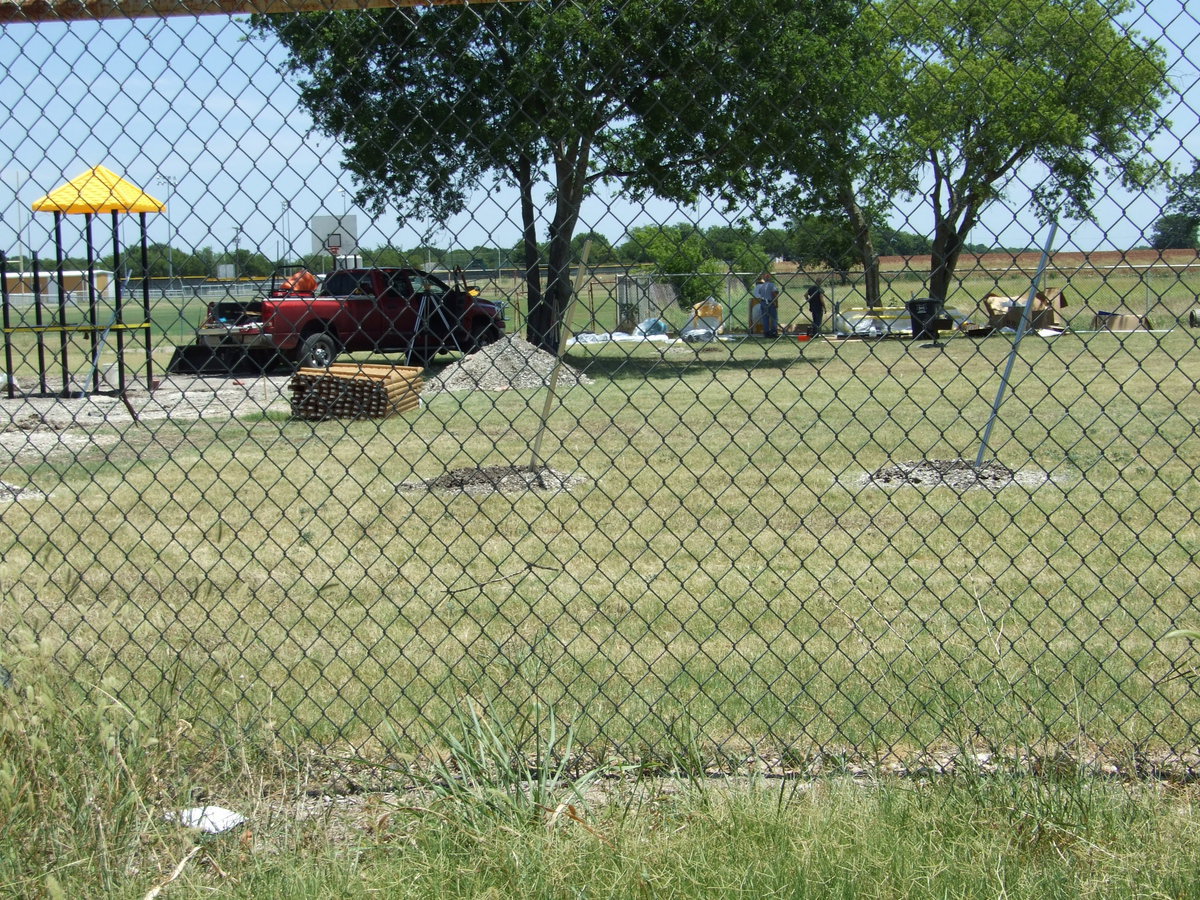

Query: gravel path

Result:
[0,373,293,463]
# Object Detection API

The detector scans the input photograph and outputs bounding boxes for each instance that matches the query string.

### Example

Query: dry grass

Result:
[1,309,1198,769]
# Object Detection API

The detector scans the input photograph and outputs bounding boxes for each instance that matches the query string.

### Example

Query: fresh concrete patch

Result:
[0,479,44,502]
[0,375,293,463]
[858,458,1054,491]
[398,464,588,495]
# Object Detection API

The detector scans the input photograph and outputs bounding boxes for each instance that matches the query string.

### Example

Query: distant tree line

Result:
[1150,159,1200,250]
[54,245,277,280]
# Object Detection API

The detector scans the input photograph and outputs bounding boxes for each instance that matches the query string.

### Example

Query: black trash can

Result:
[907,297,947,341]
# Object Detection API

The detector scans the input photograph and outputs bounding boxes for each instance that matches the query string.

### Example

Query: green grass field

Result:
[5,657,1200,899]
[2,301,1198,765]
[3,267,1200,898]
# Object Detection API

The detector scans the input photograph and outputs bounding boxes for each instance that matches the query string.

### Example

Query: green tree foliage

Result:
[758,228,793,261]
[181,247,216,278]
[875,227,932,258]
[1153,159,1200,249]
[571,232,617,265]
[366,245,411,268]
[1168,159,1200,221]
[616,227,658,266]
[785,216,860,278]
[231,249,273,278]
[757,1,910,307]
[252,0,850,351]
[1149,213,1198,250]
[889,0,1170,301]
[637,225,726,308]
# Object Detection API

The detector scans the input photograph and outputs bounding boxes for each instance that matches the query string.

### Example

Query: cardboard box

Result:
[981,289,1067,331]
[1094,312,1152,331]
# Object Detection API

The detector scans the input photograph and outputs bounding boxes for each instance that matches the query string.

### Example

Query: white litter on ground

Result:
[170,805,247,834]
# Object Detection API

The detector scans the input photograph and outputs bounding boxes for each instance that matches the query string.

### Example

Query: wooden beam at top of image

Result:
[1,0,521,25]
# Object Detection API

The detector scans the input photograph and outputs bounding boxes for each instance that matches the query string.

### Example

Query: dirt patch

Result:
[399,464,587,495]
[863,458,1051,490]
[424,335,592,395]
[869,248,1200,274]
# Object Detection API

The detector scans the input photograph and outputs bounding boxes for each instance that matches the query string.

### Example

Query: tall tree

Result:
[253,0,851,350]
[1167,159,1200,219]
[1149,213,1198,251]
[1154,158,1200,248]
[784,215,861,279]
[640,226,726,309]
[889,0,1170,302]
[757,1,912,307]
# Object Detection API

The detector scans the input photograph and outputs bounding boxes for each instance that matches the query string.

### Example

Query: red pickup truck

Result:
[191,266,505,369]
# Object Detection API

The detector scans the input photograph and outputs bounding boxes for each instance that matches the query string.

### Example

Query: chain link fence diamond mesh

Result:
[1,0,1199,778]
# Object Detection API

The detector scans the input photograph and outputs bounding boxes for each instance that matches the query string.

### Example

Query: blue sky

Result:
[0,1,1197,264]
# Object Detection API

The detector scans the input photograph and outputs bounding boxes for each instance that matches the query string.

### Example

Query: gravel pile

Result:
[864,458,1048,490]
[423,335,592,394]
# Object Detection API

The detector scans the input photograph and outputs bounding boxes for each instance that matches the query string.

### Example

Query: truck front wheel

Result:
[297,331,339,369]
[469,322,500,354]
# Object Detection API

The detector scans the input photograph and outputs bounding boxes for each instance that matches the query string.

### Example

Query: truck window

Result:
[321,271,358,296]
[382,271,412,299]
[411,275,440,295]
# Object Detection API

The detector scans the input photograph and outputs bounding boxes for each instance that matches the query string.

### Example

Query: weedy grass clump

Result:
[380,697,629,837]
[0,637,187,898]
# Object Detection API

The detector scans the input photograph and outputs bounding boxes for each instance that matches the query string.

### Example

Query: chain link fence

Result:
[1,0,1199,777]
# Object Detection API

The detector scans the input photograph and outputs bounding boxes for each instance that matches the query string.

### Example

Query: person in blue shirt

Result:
[754,274,780,339]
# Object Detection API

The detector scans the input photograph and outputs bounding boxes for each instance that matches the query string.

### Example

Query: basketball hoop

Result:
[327,232,342,258]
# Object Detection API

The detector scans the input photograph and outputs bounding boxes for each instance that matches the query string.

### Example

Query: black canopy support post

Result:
[31,254,46,394]
[112,209,126,393]
[140,212,153,387]
[85,212,99,394]
[1,252,14,400]
[54,212,70,395]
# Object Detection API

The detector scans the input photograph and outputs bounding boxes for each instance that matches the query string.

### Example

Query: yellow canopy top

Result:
[31,165,165,215]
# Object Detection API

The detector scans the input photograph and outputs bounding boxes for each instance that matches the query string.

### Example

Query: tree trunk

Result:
[516,154,551,350]
[841,184,880,308]
[536,140,590,353]
[929,216,968,304]
[927,159,980,304]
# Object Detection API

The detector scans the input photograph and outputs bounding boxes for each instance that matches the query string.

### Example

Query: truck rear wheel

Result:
[297,331,339,368]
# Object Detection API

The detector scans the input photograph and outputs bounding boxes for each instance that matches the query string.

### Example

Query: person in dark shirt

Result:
[806,285,826,337]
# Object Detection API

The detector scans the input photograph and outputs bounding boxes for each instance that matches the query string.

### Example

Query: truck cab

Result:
[192,266,506,370]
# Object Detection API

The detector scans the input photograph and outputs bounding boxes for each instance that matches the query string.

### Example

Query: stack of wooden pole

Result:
[289,364,423,420]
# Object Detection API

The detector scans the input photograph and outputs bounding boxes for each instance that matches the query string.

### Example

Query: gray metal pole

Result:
[975,221,1059,469]
[530,239,592,480]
